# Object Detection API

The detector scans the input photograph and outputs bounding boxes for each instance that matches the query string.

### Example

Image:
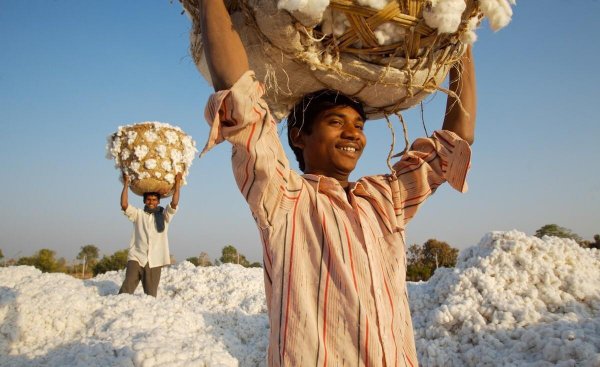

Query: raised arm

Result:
[442,45,477,145]
[200,0,249,91]
[169,173,182,210]
[120,172,130,211]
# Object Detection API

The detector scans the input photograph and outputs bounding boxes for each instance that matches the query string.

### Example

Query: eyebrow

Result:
[322,111,364,122]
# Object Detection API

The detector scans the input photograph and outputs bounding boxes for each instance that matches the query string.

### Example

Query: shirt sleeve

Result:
[393,129,471,225]
[165,204,177,223]
[202,71,299,228]
[123,205,138,222]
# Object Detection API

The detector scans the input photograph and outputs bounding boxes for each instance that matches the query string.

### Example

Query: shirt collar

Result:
[302,174,372,198]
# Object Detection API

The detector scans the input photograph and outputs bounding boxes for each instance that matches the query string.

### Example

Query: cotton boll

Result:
[155,144,167,158]
[144,159,157,170]
[459,17,479,44]
[143,130,158,143]
[277,0,329,21]
[357,0,389,10]
[126,130,137,145]
[120,148,130,161]
[170,149,183,164]
[164,173,175,184]
[423,0,467,34]
[161,160,172,172]
[479,0,515,31]
[164,131,179,145]
[374,22,405,46]
[134,145,149,160]
[321,10,349,37]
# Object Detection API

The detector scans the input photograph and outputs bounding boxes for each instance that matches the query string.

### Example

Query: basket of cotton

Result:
[106,122,198,197]
[181,0,515,120]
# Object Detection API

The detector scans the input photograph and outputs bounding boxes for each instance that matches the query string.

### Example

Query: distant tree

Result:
[77,245,99,264]
[406,240,459,282]
[93,249,129,275]
[0,249,4,266]
[77,244,100,277]
[220,245,250,267]
[593,234,600,250]
[535,224,582,242]
[198,252,213,267]
[582,234,600,249]
[422,239,459,269]
[186,256,200,266]
[248,262,262,268]
[17,248,65,273]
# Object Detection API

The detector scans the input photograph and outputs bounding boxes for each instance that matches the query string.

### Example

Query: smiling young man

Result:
[118,172,182,297]
[199,1,476,366]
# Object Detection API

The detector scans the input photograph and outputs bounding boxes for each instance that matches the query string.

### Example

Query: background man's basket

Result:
[106,122,197,197]
[181,0,480,120]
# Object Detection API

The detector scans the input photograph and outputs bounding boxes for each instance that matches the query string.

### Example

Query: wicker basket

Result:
[106,122,197,197]
[181,0,480,120]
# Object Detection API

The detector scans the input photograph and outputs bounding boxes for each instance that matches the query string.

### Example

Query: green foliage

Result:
[0,248,4,261]
[406,239,458,282]
[534,224,582,242]
[186,256,200,266]
[16,248,66,273]
[187,252,213,267]
[248,262,262,268]
[77,245,99,263]
[219,245,251,267]
[93,249,129,275]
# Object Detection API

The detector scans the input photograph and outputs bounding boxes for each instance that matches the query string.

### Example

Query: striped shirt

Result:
[203,71,471,367]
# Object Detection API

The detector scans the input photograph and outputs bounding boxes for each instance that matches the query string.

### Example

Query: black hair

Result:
[286,90,367,172]
[143,192,161,201]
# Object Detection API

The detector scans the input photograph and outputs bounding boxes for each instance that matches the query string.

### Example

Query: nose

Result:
[341,123,362,140]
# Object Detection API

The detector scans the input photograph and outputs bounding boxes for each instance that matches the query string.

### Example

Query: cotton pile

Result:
[410,230,600,366]
[1,231,598,366]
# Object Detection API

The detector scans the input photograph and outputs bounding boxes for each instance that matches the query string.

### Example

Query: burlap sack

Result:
[181,0,477,120]
[106,122,197,197]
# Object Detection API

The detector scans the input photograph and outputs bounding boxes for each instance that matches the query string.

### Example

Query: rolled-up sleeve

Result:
[123,205,138,222]
[394,129,471,224]
[202,71,297,228]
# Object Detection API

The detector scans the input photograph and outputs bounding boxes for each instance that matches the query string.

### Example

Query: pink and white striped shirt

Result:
[203,71,471,367]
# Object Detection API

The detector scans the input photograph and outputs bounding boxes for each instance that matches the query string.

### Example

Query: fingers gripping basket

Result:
[106,122,198,197]
[181,0,487,120]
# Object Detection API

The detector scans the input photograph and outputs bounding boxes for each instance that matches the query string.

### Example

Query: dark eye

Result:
[355,122,364,130]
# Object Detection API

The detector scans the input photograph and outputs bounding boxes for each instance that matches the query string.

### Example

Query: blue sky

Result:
[1,1,598,264]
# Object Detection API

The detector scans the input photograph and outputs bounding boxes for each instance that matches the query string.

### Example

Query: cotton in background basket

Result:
[106,122,198,197]
[181,0,515,120]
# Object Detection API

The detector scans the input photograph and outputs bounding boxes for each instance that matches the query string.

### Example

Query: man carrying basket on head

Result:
[118,172,182,297]
[199,1,476,365]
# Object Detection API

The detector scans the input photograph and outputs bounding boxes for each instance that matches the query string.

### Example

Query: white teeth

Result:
[340,147,356,152]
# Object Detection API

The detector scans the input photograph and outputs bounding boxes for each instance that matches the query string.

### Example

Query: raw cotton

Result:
[3,231,596,366]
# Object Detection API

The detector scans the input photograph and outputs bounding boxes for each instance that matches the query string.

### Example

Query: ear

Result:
[289,127,305,149]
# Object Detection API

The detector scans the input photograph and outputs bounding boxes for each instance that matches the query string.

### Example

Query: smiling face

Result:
[143,194,160,209]
[290,105,366,187]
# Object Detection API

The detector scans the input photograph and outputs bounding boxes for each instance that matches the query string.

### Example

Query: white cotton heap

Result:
[479,0,515,31]
[423,0,467,34]
[409,230,600,366]
[1,230,599,366]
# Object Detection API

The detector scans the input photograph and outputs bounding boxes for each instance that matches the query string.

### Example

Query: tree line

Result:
[1,224,597,281]
[0,244,261,278]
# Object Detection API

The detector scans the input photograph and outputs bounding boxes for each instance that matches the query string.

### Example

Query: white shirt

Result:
[123,204,177,268]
